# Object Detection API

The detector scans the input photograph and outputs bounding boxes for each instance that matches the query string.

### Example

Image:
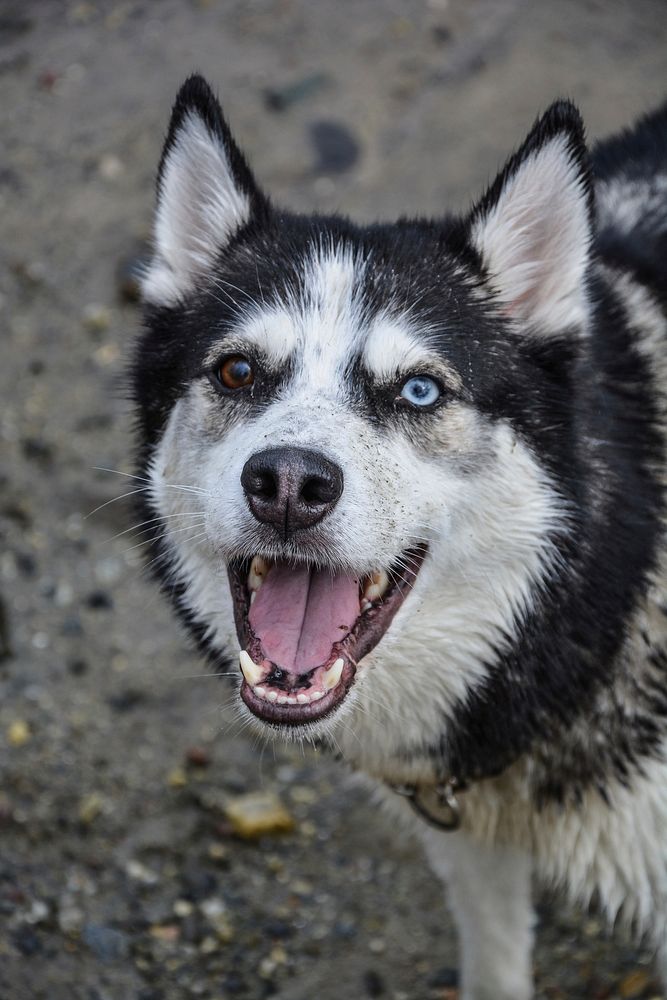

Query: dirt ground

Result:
[2,1,667,998]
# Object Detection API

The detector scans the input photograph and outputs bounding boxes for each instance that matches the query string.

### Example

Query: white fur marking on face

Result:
[142,113,250,306]
[472,135,591,334]
[363,317,458,385]
[203,308,299,370]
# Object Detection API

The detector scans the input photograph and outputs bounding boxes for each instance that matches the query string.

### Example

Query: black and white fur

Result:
[133,76,667,999]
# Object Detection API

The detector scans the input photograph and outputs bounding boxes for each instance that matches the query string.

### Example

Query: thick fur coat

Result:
[132,76,667,999]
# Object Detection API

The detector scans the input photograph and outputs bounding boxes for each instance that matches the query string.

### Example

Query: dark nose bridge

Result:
[241,446,344,539]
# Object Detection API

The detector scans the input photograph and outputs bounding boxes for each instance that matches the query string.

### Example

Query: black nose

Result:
[241,447,344,538]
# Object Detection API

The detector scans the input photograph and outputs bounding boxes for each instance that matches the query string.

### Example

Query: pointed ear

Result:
[142,75,268,306]
[469,101,594,335]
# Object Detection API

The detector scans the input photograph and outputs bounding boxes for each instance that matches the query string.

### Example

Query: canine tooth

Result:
[361,599,372,613]
[363,569,390,603]
[323,657,344,691]
[239,650,263,687]
[297,693,309,704]
[267,691,278,703]
[248,555,271,593]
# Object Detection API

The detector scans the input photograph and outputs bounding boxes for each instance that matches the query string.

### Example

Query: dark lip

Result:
[239,656,356,726]
[227,544,428,728]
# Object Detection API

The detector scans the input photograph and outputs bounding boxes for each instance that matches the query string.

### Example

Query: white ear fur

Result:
[471,133,592,334]
[142,112,251,306]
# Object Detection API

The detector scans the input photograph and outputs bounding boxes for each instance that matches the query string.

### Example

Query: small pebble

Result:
[7,720,30,747]
[224,791,295,839]
[107,688,145,712]
[263,71,329,112]
[24,900,49,925]
[78,792,104,825]
[289,785,317,804]
[58,904,85,935]
[82,303,112,334]
[258,956,277,979]
[309,119,361,175]
[12,927,41,956]
[428,968,458,988]
[206,841,228,864]
[363,969,386,997]
[199,935,218,955]
[93,343,120,366]
[619,970,652,998]
[150,923,180,943]
[167,767,187,789]
[125,859,159,885]
[22,438,53,464]
[185,745,210,767]
[97,154,124,181]
[82,923,129,962]
[199,897,225,921]
[86,589,113,610]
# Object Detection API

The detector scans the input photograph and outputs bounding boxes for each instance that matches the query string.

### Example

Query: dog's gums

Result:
[228,546,428,726]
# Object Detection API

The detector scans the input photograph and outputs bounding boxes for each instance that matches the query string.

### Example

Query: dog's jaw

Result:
[228,546,428,728]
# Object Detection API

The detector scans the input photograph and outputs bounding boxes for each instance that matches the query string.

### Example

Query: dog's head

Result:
[134,76,592,767]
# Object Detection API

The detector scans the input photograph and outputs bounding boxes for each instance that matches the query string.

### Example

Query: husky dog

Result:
[133,75,667,999]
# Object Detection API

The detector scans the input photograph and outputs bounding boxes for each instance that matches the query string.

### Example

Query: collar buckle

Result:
[392,777,462,831]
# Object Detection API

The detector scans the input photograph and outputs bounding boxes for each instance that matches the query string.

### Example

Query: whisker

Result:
[86,487,151,518]
[92,466,210,495]
[102,511,207,544]
[118,525,207,557]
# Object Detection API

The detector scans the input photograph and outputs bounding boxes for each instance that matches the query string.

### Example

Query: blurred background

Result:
[1,1,667,998]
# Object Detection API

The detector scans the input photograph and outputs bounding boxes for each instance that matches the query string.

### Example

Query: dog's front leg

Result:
[419,827,534,1000]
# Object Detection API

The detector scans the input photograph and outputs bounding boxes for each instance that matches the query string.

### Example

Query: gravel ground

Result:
[1,2,667,998]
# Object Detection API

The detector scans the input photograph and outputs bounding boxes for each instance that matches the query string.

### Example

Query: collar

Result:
[388,776,465,831]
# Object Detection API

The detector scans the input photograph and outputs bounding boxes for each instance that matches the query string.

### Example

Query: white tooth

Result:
[239,650,264,687]
[250,591,257,606]
[277,695,288,705]
[323,657,344,691]
[297,693,309,704]
[248,555,271,593]
[311,690,324,701]
[254,686,266,698]
[267,691,278,703]
[363,569,389,604]
[361,599,372,613]
[286,696,297,705]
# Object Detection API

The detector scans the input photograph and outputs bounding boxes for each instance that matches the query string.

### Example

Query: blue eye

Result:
[399,376,441,408]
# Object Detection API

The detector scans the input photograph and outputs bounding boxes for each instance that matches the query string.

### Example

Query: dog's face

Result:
[135,78,592,766]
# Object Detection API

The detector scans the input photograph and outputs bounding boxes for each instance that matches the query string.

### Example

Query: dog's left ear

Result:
[469,101,594,335]
[142,74,268,306]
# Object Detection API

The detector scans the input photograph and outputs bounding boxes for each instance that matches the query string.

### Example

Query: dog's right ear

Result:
[142,75,268,306]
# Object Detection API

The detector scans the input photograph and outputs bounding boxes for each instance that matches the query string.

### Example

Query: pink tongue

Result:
[248,563,360,674]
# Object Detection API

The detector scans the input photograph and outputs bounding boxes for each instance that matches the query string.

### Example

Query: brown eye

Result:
[218,355,254,390]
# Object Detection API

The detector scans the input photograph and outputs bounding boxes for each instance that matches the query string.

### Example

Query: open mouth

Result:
[227,545,427,727]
